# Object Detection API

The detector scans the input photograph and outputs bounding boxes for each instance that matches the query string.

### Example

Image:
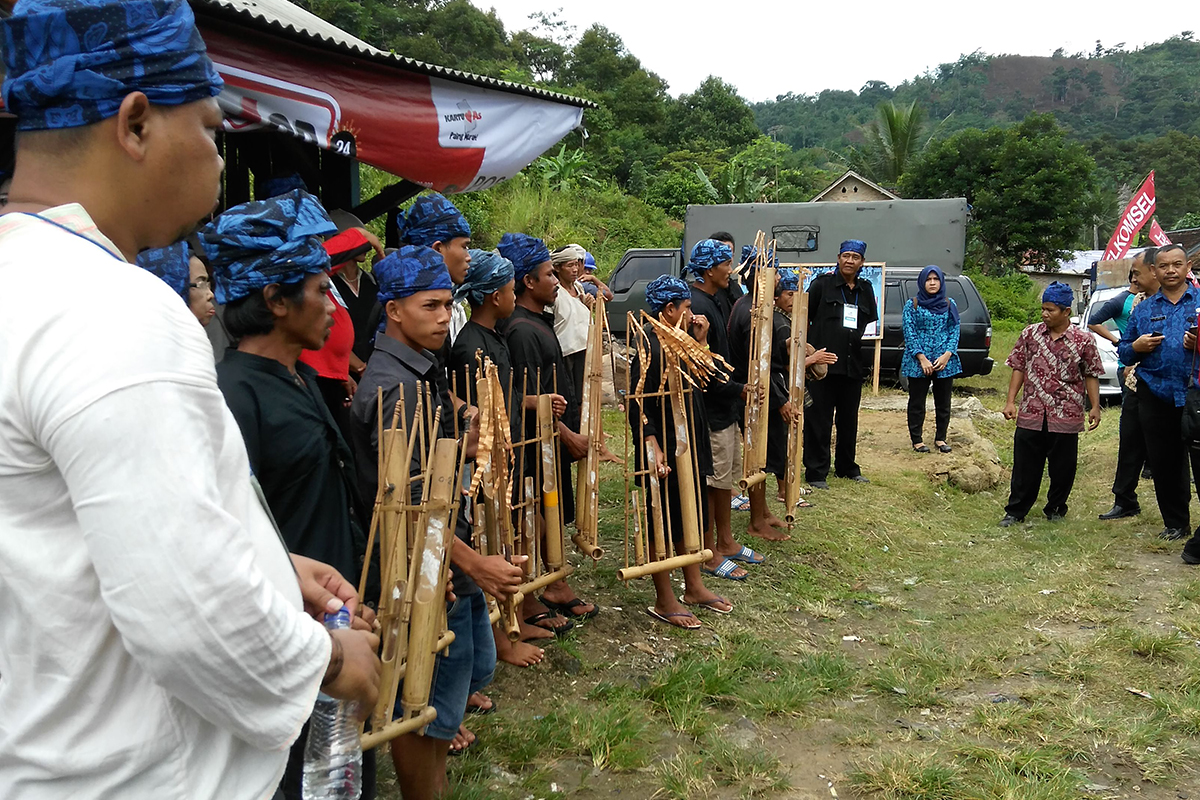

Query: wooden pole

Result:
[537,394,564,571]
[785,292,810,526]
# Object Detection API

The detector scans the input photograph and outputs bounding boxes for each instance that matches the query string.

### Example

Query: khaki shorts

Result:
[707,424,743,491]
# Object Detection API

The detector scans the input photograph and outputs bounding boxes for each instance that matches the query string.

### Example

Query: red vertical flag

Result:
[1149,217,1172,246]
[1104,171,1156,260]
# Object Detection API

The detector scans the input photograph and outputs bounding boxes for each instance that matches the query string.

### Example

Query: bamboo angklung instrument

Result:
[618,310,717,581]
[784,289,810,527]
[740,231,776,492]
[572,293,607,560]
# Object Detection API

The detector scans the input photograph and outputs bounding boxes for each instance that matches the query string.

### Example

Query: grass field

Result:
[377,328,1200,799]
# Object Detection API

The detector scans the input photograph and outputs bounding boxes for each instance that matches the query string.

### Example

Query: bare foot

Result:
[466,692,493,713]
[450,724,476,753]
[498,637,545,666]
[681,588,733,613]
[648,596,701,629]
[746,520,791,542]
[703,553,747,579]
[541,579,596,617]
[764,512,788,530]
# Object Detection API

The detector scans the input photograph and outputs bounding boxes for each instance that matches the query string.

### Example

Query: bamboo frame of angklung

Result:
[506,365,575,598]
[456,360,524,643]
[356,381,466,751]
[572,293,608,562]
[619,310,713,581]
[792,260,888,397]
[739,230,777,492]
[782,287,810,527]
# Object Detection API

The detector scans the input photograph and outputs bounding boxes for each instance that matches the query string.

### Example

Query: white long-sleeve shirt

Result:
[0,206,330,799]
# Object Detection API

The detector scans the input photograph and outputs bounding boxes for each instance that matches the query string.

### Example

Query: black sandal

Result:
[541,596,599,620]
[523,611,574,637]
[936,443,952,453]
[913,444,931,453]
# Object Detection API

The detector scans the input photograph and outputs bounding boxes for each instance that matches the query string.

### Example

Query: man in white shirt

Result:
[0,1,380,798]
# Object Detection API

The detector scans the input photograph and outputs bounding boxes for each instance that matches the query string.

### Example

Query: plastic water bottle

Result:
[302,606,362,800]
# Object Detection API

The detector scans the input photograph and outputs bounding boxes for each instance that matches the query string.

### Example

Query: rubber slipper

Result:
[700,558,748,582]
[523,611,574,637]
[681,594,733,614]
[730,493,751,511]
[726,545,765,565]
[541,596,599,620]
[646,607,702,629]
[795,498,814,509]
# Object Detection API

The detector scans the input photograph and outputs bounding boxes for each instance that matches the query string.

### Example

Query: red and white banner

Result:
[1103,171,1156,260]
[1149,217,1172,246]
[198,19,584,195]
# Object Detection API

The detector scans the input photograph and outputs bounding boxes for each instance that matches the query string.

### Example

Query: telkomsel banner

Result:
[199,21,585,195]
[1103,172,1156,261]
[1148,218,1172,246]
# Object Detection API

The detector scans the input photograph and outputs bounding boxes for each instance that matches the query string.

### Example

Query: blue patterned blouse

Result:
[901,299,962,378]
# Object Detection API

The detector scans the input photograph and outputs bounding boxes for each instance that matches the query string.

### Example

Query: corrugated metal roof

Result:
[192,0,595,109]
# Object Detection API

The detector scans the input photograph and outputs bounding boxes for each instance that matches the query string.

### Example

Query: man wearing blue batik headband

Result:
[351,245,525,800]
[0,1,380,797]
[803,238,879,489]
[400,193,473,342]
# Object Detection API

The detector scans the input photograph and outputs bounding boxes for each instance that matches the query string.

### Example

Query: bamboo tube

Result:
[644,440,668,562]
[666,361,702,555]
[522,476,537,581]
[617,549,712,581]
[537,394,564,571]
[518,565,576,596]
[630,488,645,566]
[738,471,770,491]
[785,292,810,526]
[361,706,438,751]
[573,294,606,560]
[399,438,458,724]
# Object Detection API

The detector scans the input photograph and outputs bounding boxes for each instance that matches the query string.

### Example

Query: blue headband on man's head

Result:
[497,232,551,282]
[777,268,800,293]
[456,249,515,306]
[646,274,691,313]
[400,193,471,247]
[1042,281,1073,309]
[685,239,733,281]
[839,239,867,256]
[1,0,224,131]
[739,244,779,271]
[375,245,453,304]
[260,173,309,200]
[199,190,335,305]
[136,241,191,301]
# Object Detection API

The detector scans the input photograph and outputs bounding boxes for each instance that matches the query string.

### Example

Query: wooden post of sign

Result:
[873,339,882,396]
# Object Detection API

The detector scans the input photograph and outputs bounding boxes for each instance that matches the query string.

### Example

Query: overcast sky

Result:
[479,0,1196,102]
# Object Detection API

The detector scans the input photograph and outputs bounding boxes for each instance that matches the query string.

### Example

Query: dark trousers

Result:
[906,376,953,445]
[1111,382,1147,509]
[804,374,863,482]
[1005,420,1078,519]
[1137,380,1196,530]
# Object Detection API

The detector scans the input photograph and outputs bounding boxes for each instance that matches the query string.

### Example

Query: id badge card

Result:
[842,303,858,329]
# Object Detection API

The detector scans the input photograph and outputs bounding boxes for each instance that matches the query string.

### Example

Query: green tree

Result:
[902,113,1099,271]
[642,168,711,219]
[534,145,598,191]
[669,77,760,151]
[850,100,939,186]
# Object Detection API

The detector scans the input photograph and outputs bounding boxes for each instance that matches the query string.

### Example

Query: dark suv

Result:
[605,251,993,380]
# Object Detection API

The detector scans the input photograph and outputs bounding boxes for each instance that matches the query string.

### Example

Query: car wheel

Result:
[898,374,909,392]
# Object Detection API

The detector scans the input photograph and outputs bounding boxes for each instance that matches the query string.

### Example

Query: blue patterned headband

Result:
[839,239,867,256]
[685,239,733,281]
[375,245,453,304]
[498,232,551,282]
[777,268,799,294]
[2,0,224,131]
[199,190,335,305]
[400,193,471,247]
[456,249,514,306]
[136,241,191,300]
[646,274,691,313]
[1042,280,1073,309]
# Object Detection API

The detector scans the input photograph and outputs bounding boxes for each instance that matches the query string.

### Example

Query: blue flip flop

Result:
[700,558,749,582]
[730,493,751,511]
[726,545,765,565]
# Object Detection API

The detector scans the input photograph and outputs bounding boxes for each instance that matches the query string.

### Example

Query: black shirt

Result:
[728,293,792,417]
[217,349,364,583]
[628,325,714,478]
[332,271,379,365]
[689,285,745,431]
[351,333,477,596]
[807,270,879,379]
[499,304,580,431]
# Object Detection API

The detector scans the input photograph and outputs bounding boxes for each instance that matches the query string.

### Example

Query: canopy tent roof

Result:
[191,0,592,196]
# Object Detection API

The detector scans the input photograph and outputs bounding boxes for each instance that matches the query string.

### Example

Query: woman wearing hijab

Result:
[901,265,962,453]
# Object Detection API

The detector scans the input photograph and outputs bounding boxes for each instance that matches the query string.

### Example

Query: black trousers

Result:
[906,376,953,445]
[1111,381,1147,509]
[803,374,862,482]
[1005,420,1078,519]
[1137,380,1197,530]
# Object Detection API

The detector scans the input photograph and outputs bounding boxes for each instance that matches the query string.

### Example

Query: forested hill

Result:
[754,38,1200,150]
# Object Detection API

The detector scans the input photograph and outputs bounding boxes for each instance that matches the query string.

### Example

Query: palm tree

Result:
[851,100,946,187]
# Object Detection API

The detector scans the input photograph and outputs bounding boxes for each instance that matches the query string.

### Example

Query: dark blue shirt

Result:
[1118,286,1200,407]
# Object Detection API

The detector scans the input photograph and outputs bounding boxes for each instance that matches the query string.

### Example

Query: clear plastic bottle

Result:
[302,606,362,800]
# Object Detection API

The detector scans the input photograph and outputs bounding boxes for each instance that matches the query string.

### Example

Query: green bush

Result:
[965,267,1041,331]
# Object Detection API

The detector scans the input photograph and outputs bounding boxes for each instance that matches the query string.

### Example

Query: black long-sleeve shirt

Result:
[807,270,879,379]
[690,285,745,431]
[726,293,791,414]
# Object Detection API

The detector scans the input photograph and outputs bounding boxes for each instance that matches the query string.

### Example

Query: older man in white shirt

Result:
[0,1,380,798]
